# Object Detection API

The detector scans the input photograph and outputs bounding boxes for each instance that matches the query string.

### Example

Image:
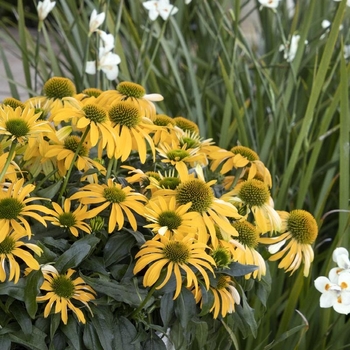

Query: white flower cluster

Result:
[85,10,121,81]
[314,247,350,315]
[143,0,192,21]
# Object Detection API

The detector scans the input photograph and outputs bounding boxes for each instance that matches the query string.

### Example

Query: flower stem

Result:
[57,126,90,201]
[130,282,157,319]
[0,141,18,183]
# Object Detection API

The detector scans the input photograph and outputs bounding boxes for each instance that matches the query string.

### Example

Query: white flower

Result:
[329,247,350,282]
[185,0,192,3]
[314,273,350,314]
[37,0,56,21]
[86,47,121,80]
[143,0,179,21]
[279,34,305,63]
[258,0,281,9]
[320,20,343,40]
[98,30,115,52]
[89,9,106,35]
[333,0,350,6]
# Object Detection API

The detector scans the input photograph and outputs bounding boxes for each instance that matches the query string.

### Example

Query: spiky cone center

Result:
[82,104,108,123]
[0,198,25,220]
[2,98,25,110]
[287,210,318,244]
[108,101,142,128]
[238,179,270,207]
[63,136,88,157]
[5,118,30,138]
[180,136,200,149]
[216,275,231,289]
[232,220,258,248]
[173,117,199,134]
[0,236,16,254]
[230,146,259,161]
[103,187,126,203]
[116,82,145,99]
[81,88,103,98]
[158,211,183,230]
[43,77,76,99]
[145,171,161,182]
[166,149,190,161]
[211,247,232,268]
[153,114,175,126]
[51,275,75,299]
[159,177,181,190]
[58,212,77,228]
[176,179,213,213]
[164,241,190,264]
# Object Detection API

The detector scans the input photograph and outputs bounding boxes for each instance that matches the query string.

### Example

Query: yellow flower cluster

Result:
[0,76,318,322]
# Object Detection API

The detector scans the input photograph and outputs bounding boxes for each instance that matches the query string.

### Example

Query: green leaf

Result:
[61,316,82,350]
[9,325,48,350]
[142,334,166,350]
[90,307,114,350]
[36,179,63,199]
[103,232,136,267]
[0,279,25,301]
[114,316,140,350]
[160,292,174,328]
[174,288,196,329]
[83,323,104,350]
[82,276,152,307]
[217,261,258,278]
[0,336,10,350]
[11,303,32,336]
[24,269,44,319]
[192,320,208,349]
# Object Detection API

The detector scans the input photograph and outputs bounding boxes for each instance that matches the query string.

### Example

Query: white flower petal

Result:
[85,61,97,75]
[319,292,337,308]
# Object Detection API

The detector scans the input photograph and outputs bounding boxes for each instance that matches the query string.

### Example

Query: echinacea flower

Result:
[314,274,350,315]
[37,0,56,21]
[89,9,105,35]
[133,234,216,299]
[69,178,147,233]
[194,274,240,319]
[225,178,281,234]
[43,77,77,100]
[44,199,100,237]
[0,178,51,239]
[260,209,318,276]
[143,0,179,21]
[144,196,201,237]
[0,229,42,283]
[0,105,52,146]
[37,267,96,325]
[173,116,199,134]
[231,220,266,280]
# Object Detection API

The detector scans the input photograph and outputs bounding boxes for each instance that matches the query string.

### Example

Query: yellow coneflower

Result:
[96,81,163,119]
[193,274,240,319]
[44,199,100,237]
[133,234,216,299]
[260,209,318,277]
[108,100,157,163]
[0,229,42,283]
[173,116,199,134]
[0,178,51,239]
[144,196,200,238]
[231,220,266,280]
[37,267,96,325]
[2,97,25,110]
[150,114,177,145]
[69,178,147,233]
[0,105,52,145]
[224,178,281,234]
[43,77,77,100]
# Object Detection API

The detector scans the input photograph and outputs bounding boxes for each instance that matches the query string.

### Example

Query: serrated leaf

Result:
[174,288,196,329]
[24,270,44,319]
[103,232,136,267]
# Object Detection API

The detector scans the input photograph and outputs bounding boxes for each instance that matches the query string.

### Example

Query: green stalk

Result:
[0,141,17,183]
[57,126,90,200]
